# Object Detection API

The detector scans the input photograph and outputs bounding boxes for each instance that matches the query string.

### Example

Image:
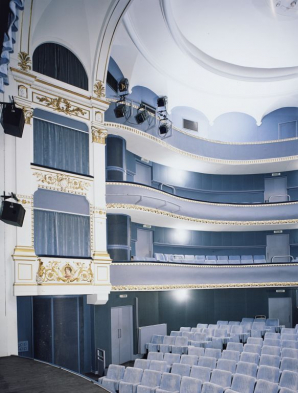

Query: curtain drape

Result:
[34,210,90,257]
[34,118,89,175]
[0,0,24,93]
[32,43,88,90]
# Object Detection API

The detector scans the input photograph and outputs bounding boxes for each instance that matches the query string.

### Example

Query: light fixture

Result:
[159,120,170,135]
[118,78,129,93]
[157,96,167,109]
[173,289,189,302]
[135,105,149,124]
[114,103,127,118]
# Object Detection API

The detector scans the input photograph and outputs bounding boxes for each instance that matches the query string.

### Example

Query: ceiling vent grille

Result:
[183,119,198,132]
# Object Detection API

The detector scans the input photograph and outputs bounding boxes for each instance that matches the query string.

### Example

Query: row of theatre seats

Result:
[146,318,283,352]
[99,319,298,393]
[133,254,298,264]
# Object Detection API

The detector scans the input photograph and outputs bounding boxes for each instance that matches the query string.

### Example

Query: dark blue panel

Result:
[33,298,52,363]
[34,109,88,132]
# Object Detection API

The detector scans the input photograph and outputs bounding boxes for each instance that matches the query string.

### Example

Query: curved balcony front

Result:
[110,261,298,291]
[104,120,298,175]
[106,182,298,231]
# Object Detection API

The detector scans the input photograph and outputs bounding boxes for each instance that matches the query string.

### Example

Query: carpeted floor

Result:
[0,356,108,393]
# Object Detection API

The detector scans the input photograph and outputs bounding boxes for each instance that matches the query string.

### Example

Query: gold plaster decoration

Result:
[36,96,87,117]
[107,182,298,208]
[104,122,298,165]
[18,52,31,71]
[17,194,33,206]
[18,84,28,98]
[92,126,108,144]
[94,81,105,98]
[107,203,298,226]
[94,207,106,216]
[22,107,33,125]
[36,259,93,284]
[33,172,91,194]
[111,282,298,291]
[90,205,94,253]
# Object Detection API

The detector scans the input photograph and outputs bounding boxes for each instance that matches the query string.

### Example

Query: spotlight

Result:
[135,106,149,124]
[114,103,127,118]
[157,96,167,108]
[118,78,129,93]
[159,121,170,135]
[291,0,297,6]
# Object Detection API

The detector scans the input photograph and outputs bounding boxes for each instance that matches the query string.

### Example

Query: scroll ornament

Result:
[36,259,93,284]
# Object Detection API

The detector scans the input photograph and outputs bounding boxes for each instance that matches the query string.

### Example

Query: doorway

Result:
[111,306,133,364]
[266,234,290,263]
[135,229,153,259]
[268,298,292,328]
[135,161,152,186]
[264,177,288,203]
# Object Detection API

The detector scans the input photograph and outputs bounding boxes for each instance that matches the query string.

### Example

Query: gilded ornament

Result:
[36,96,86,117]
[18,52,31,71]
[36,259,93,284]
[94,81,105,98]
[33,172,90,193]
[91,126,108,144]
[22,107,33,125]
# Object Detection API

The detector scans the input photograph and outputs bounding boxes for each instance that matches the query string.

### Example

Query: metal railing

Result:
[271,255,294,262]
[268,194,290,202]
[159,183,176,195]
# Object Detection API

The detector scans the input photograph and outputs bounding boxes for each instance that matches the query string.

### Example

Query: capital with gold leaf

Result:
[92,126,108,144]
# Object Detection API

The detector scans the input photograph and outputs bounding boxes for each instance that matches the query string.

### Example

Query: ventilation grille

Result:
[107,71,118,92]
[183,119,198,132]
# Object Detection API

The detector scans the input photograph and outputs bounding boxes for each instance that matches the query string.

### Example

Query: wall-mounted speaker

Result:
[0,201,25,227]
[1,103,25,138]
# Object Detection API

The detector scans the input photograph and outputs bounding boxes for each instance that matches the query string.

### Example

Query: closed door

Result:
[264,177,288,203]
[268,298,292,328]
[266,234,290,263]
[135,229,153,258]
[111,306,133,364]
[135,162,152,186]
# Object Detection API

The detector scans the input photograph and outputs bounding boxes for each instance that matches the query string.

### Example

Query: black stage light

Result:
[157,96,167,108]
[135,109,148,124]
[1,103,25,138]
[114,103,127,118]
[159,121,170,135]
[118,78,129,93]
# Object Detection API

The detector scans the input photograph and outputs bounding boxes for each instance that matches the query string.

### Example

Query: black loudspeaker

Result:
[0,201,26,227]
[1,103,25,138]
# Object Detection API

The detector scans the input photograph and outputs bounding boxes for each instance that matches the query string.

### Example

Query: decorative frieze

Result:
[36,95,87,117]
[33,170,91,195]
[36,259,93,284]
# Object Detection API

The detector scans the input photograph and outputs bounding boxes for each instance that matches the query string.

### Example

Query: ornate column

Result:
[88,123,112,305]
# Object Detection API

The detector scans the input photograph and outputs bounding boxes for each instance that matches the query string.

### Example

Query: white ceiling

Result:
[111,0,298,124]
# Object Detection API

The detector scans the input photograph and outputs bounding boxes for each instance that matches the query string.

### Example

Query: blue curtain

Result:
[34,118,89,175]
[34,210,90,257]
[33,43,88,90]
[0,0,24,93]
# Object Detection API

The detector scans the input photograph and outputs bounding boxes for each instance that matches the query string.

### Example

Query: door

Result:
[135,229,153,259]
[135,161,152,186]
[264,177,288,203]
[268,298,292,328]
[111,306,133,364]
[266,234,290,263]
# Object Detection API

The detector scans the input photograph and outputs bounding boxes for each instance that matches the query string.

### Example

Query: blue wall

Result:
[131,223,298,259]
[107,57,298,143]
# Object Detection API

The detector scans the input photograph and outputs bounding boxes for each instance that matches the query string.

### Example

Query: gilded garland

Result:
[36,259,93,284]
[36,96,86,117]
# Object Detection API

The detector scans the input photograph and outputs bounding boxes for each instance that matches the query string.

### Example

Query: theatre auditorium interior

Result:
[2,0,298,392]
